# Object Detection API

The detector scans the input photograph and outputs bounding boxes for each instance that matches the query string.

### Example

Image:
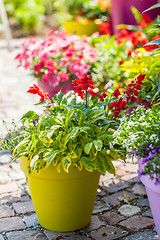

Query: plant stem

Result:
[86,90,87,108]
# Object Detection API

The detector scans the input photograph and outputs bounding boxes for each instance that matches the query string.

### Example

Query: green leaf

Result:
[93,140,103,151]
[143,3,160,13]
[21,111,39,121]
[65,109,74,126]
[81,157,97,171]
[44,150,60,164]
[64,127,79,146]
[13,139,29,155]
[62,155,71,173]
[84,142,93,154]
[144,39,160,47]
[131,6,142,22]
[96,154,106,174]
[105,158,115,175]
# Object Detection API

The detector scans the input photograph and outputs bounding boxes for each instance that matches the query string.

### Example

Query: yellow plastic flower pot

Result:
[19,157,100,232]
[63,20,99,36]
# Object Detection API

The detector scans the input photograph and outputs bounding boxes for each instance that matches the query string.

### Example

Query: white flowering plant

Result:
[113,104,160,184]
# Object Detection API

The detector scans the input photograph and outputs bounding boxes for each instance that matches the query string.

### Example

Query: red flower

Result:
[57,236,62,240]
[27,84,49,103]
[137,74,146,84]
[113,89,120,98]
[119,59,124,65]
[130,96,137,102]
[146,225,151,229]
[142,13,152,24]
[98,22,111,35]
[102,232,107,236]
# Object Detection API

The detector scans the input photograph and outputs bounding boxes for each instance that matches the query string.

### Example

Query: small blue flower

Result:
[155,178,160,185]
[137,169,145,179]
[148,151,153,159]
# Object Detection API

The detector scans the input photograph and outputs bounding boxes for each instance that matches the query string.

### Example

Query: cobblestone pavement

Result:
[0,41,159,240]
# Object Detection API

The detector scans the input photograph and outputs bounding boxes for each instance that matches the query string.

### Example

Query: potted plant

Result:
[15,31,98,98]
[113,103,160,237]
[0,72,145,232]
[55,0,111,36]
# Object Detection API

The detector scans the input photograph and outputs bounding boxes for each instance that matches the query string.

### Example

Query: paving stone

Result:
[122,230,159,240]
[0,191,30,204]
[101,178,120,187]
[115,169,126,177]
[132,184,147,196]
[103,182,129,193]
[0,164,11,172]
[0,182,19,194]
[6,229,47,240]
[0,172,10,184]
[121,174,140,183]
[0,151,12,164]
[119,163,138,173]
[65,236,90,240]
[0,205,14,218]
[119,216,154,231]
[8,170,25,181]
[43,229,75,240]
[112,160,123,167]
[103,191,137,206]
[118,204,141,217]
[99,173,115,183]
[101,212,125,225]
[0,235,4,240]
[137,198,150,207]
[93,200,110,214]
[13,200,35,214]
[82,215,105,232]
[23,213,40,229]
[142,210,153,218]
[91,226,128,240]
[0,217,26,232]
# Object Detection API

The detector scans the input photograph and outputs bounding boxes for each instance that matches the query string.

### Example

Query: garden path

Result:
[0,41,158,240]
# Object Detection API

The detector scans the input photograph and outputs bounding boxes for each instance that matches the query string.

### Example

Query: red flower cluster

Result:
[109,97,127,118]
[144,34,160,51]
[109,74,146,118]
[116,29,148,48]
[137,13,152,29]
[28,84,49,103]
[98,22,111,35]
[123,74,146,102]
[72,73,106,102]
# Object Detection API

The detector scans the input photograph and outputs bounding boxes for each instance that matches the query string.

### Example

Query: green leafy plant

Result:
[1,71,147,175]
[4,0,45,31]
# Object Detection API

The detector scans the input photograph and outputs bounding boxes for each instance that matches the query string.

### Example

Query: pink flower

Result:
[57,71,69,82]
[46,59,58,74]
[48,76,59,87]
[72,57,81,64]
[59,58,69,68]
[34,63,43,75]
[86,54,97,62]
[42,74,50,82]
[31,49,40,57]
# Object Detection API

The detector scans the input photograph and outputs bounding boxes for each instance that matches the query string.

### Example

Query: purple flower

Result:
[158,155,160,160]
[141,147,146,150]
[137,170,145,179]
[148,151,153,159]
[152,146,158,154]
[33,119,39,126]
[155,178,160,185]
[142,156,149,164]
[134,150,139,156]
